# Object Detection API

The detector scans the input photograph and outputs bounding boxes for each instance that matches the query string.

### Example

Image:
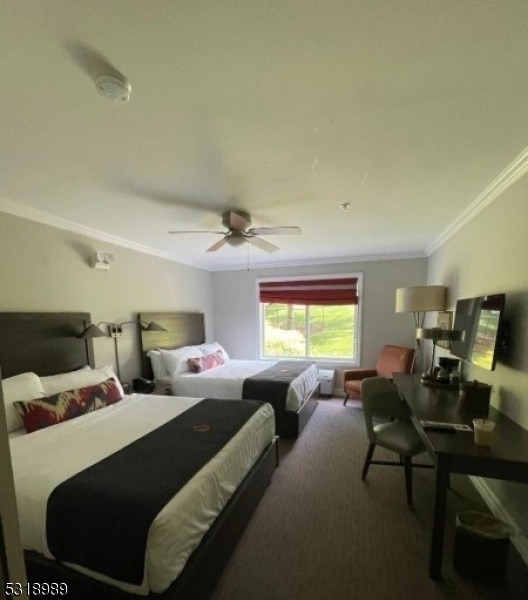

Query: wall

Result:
[0,211,214,384]
[212,257,427,392]
[427,175,528,558]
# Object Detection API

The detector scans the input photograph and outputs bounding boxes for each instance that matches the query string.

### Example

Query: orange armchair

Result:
[343,345,415,405]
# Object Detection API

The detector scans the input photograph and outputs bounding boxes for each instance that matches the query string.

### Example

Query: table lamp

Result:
[395,285,447,372]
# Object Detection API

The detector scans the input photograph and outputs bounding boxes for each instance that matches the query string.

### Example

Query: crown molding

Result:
[0,196,209,271]
[10,145,522,275]
[211,250,427,272]
[427,147,528,255]
[0,196,427,272]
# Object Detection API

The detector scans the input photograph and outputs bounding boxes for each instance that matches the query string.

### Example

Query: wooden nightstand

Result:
[132,378,171,395]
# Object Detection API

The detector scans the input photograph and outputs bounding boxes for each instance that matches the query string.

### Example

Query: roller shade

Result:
[259,278,359,306]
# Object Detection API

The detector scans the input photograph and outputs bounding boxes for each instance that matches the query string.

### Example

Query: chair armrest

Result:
[343,368,378,383]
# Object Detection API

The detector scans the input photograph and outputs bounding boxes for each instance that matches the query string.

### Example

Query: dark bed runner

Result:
[242,360,314,416]
[46,398,263,585]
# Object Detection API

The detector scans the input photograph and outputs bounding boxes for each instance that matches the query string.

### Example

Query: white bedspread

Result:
[10,394,275,596]
[170,359,319,411]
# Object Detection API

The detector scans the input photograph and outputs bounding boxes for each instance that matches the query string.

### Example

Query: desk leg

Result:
[429,456,450,579]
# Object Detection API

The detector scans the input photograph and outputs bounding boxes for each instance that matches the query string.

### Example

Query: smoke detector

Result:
[95,74,131,103]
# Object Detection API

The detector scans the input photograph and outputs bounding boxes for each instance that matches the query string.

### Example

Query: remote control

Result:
[421,421,456,432]
[420,420,472,432]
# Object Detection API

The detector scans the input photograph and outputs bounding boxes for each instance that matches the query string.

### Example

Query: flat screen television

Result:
[450,293,506,371]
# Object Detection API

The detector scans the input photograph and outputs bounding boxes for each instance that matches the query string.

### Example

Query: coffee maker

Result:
[436,357,461,385]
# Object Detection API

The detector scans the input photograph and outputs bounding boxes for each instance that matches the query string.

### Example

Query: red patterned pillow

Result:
[187,350,225,373]
[14,378,123,433]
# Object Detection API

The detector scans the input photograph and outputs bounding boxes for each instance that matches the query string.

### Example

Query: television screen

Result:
[451,294,505,371]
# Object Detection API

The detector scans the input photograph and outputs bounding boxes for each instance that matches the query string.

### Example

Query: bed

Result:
[138,311,320,439]
[0,312,277,600]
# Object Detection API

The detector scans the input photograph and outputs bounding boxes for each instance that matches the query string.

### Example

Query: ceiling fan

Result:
[169,209,302,253]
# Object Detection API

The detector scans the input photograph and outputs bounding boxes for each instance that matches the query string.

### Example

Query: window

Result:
[259,276,361,362]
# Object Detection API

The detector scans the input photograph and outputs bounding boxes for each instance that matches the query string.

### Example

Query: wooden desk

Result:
[393,373,528,580]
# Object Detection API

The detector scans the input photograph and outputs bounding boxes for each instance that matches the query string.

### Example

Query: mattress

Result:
[10,393,275,596]
[170,359,319,411]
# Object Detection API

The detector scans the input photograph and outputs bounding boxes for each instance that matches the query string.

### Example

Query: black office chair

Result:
[360,376,431,506]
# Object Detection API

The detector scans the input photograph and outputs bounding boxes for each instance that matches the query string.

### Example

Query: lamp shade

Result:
[395,286,447,313]
[78,324,107,339]
[141,320,166,332]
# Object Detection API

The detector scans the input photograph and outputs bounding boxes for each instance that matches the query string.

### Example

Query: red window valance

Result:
[259,277,359,306]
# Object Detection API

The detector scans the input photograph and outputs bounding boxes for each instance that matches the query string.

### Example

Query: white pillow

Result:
[147,350,168,380]
[2,372,46,433]
[40,365,124,397]
[159,346,203,376]
[200,342,230,363]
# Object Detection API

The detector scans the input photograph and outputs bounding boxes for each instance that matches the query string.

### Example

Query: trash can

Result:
[453,511,511,584]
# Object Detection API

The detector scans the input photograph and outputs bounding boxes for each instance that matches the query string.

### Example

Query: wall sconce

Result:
[395,285,447,373]
[78,319,166,381]
[93,251,114,271]
[108,320,166,337]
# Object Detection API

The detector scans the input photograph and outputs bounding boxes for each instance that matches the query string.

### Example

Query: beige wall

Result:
[0,211,214,383]
[213,257,428,392]
[427,175,528,557]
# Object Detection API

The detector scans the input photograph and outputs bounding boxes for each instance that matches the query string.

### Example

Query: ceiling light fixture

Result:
[225,232,247,247]
[95,73,131,103]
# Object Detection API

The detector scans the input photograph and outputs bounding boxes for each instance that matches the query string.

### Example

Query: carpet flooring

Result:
[210,398,528,600]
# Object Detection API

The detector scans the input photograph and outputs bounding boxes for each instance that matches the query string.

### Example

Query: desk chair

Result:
[361,376,431,506]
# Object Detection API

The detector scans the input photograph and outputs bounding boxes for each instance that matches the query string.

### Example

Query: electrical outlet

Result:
[109,323,122,337]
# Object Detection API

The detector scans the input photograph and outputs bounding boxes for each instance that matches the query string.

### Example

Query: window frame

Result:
[257,273,363,366]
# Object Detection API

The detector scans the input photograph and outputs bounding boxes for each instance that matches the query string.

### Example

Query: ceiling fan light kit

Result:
[95,73,131,103]
[225,232,247,247]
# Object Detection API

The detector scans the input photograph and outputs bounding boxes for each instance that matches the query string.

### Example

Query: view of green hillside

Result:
[263,303,356,359]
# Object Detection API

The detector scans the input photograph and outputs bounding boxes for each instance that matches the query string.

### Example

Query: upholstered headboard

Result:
[138,312,205,378]
[0,312,95,379]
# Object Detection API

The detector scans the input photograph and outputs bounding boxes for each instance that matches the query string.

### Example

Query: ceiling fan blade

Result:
[206,238,228,252]
[247,237,279,253]
[168,230,225,235]
[115,182,224,214]
[248,226,302,236]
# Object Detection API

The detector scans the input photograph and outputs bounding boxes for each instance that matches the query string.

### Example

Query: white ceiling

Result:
[1,1,528,271]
